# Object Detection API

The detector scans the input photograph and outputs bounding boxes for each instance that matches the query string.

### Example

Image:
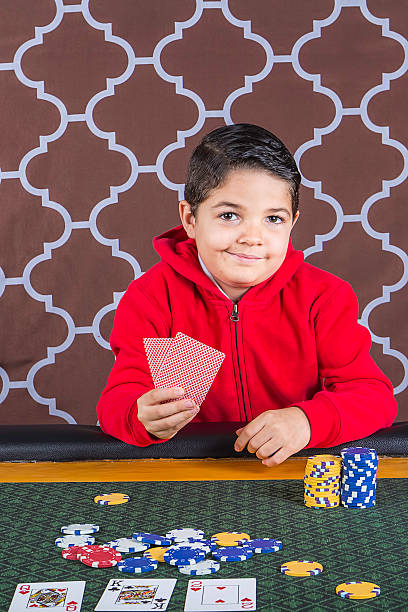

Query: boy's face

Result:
[179,169,299,302]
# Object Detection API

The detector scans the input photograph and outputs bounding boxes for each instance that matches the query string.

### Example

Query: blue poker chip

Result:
[132,532,172,546]
[117,557,159,573]
[212,546,253,562]
[244,538,283,553]
[164,546,206,566]
[341,446,377,458]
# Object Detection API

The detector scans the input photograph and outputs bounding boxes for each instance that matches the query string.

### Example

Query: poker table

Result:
[1,422,408,611]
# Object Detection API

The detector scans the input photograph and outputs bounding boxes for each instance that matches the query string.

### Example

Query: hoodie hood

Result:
[153,224,305,303]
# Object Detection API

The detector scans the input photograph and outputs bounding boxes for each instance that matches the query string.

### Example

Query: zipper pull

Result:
[230,302,239,322]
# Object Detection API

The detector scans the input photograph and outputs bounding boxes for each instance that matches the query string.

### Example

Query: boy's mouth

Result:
[227,251,263,262]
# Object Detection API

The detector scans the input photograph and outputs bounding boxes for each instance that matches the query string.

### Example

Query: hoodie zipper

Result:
[230,302,248,422]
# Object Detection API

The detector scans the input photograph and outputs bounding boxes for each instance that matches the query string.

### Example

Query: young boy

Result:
[96,123,398,466]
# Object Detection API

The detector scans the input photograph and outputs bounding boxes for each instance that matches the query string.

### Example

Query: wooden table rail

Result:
[0,456,407,483]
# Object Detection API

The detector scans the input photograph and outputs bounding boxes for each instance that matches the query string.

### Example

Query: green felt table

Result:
[1,476,407,611]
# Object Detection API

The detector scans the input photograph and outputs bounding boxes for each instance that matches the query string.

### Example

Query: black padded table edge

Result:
[0,421,407,461]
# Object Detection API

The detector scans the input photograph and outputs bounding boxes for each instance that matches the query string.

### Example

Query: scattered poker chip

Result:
[61,545,87,560]
[281,560,323,577]
[94,493,130,506]
[117,557,159,574]
[133,532,172,546]
[244,538,283,553]
[79,546,122,568]
[176,538,218,551]
[211,531,251,546]
[164,546,206,566]
[178,559,221,575]
[106,538,150,553]
[55,535,95,548]
[165,528,205,542]
[143,546,170,563]
[336,581,380,599]
[171,541,213,554]
[61,523,99,535]
[212,546,253,562]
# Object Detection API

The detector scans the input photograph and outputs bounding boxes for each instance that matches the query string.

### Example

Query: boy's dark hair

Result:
[184,123,301,217]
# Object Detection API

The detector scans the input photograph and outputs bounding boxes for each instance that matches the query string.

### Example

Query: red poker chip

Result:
[78,546,122,568]
[61,545,86,560]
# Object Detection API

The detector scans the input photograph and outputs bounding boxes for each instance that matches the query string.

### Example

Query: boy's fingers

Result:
[149,387,185,404]
[154,411,197,439]
[150,406,199,434]
[150,398,197,421]
[246,426,272,455]
[254,438,281,460]
[261,446,291,467]
[234,420,264,452]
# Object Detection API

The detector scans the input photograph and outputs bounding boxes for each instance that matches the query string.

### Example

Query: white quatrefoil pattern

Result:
[0,0,407,425]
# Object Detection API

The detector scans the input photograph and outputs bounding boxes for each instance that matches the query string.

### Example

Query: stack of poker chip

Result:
[340,447,378,508]
[303,455,341,508]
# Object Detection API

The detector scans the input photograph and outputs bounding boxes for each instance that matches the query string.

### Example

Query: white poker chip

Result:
[172,542,212,554]
[166,528,205,542]
[55,535,95,548]
[178,559,220,575]
[61,523,99,535]
[106,538,150,553]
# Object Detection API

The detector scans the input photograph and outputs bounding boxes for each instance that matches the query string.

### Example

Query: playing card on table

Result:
[184,578,256,611]
[153,332,225,406]
[143,337,172,380]
[95,578,176,611]
[8,581,85,611]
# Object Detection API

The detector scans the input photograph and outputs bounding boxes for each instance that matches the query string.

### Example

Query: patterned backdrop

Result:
[1,0,407,426]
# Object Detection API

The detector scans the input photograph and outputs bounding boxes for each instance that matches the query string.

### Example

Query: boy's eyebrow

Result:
[211,201,291,215]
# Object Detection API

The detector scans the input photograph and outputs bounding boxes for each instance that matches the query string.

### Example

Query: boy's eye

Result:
[267,216,283,224]
[219,212,283,224]
[219,212,237,221]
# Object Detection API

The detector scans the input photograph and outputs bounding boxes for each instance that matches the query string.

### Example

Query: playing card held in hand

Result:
[143,332,225,406]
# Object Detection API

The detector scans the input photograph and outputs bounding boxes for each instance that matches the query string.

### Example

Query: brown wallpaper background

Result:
[0,1,407,426]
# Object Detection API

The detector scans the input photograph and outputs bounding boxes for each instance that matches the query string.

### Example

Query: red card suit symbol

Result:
[217,587,226,590]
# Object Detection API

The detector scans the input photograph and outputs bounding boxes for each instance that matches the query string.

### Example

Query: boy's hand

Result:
[137,387,199,440]
[234,407,311,466]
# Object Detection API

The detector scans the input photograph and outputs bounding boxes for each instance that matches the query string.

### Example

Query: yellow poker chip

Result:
[336,581,381,599]
[94,493,130,506]
[143,546,169,563]
[211,531,250,546]
[308,454,341,463]
[281,560,323,577]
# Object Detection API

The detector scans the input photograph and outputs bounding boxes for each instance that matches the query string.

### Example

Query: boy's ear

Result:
[179,200,196,238]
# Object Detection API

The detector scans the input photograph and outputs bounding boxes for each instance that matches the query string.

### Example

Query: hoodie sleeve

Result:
[295,282,398,448]
[96,281,171,446]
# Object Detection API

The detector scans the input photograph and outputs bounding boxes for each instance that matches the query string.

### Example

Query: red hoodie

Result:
[97,225,398,448]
